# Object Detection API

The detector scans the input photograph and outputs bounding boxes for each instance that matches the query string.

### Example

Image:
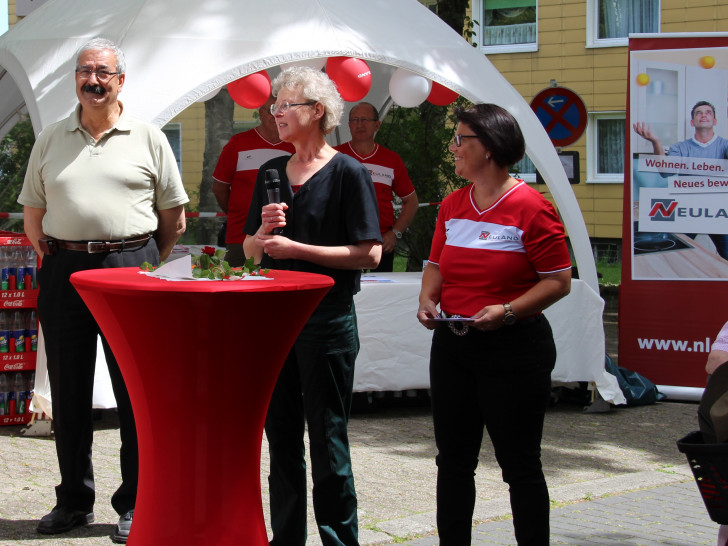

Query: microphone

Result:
[264,169,283,234]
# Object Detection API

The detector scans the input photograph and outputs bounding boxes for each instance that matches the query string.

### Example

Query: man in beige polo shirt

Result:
[18,37,188,543]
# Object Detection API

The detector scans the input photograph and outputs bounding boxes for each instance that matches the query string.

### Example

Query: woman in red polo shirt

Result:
[417,103,572,545]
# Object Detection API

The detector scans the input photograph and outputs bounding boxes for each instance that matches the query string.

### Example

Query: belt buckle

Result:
[87,241,110,253]
[447,314,469,336]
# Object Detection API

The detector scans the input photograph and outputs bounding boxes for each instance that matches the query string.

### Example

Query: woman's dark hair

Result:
[454,104,525,169]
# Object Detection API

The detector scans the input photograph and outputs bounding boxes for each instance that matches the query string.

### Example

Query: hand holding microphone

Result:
[264,169,285,235]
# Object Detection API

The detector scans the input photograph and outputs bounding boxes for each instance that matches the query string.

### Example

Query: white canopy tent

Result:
[0,0,624,404]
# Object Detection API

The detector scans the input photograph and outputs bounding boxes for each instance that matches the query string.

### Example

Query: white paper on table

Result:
[361,275,398,283]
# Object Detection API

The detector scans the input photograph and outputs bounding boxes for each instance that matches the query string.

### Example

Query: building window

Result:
[472,0,537,54]
[587,113,625,183]
[512,154,536,183]
[587,0,660,48]
[161,123,182,174]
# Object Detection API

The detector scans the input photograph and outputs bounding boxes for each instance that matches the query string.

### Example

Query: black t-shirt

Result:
[244,153,381,299]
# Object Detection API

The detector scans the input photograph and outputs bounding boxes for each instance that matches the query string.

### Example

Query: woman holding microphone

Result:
[244,66,381,546]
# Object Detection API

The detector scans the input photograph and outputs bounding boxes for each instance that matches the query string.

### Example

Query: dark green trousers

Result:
[265,298,360,546]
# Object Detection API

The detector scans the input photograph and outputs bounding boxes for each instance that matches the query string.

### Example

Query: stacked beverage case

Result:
[0,235,40,425]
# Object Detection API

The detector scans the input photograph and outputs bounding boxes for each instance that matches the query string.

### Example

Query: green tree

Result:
[378,0,471,271]
[378,101,468,271]
[0,119,35,232]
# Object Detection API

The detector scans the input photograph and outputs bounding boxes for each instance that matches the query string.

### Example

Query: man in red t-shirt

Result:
[212,96,295,266]
[335,102,418,272]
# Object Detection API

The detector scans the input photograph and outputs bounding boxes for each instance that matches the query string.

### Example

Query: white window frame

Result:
[586,0,661,49]
[587,112,625,184]
[472,0,538,55]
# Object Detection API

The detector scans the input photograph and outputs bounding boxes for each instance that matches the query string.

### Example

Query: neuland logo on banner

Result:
[637,156,728,233]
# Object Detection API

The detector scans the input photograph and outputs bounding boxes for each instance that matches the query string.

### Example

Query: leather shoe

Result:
[37,506,94,534]
[112,509,134,544]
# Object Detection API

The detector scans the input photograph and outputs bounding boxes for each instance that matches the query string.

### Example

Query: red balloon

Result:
[326,57,372,102]
[227,71,271,109]
[427,81,459,106]
[325,56,347,81]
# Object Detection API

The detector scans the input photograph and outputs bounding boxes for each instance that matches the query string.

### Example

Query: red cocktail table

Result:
[70,267,333,545]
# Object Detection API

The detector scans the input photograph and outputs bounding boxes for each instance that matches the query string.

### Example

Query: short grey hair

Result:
[76,38,126,75]
[271,66,343,135]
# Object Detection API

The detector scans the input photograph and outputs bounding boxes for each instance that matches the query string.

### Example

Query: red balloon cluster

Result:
[227,70,271,109]
[326,57,372,102]
[427,81,459,106]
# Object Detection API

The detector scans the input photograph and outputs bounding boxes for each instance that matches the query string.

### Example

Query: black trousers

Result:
[37,241,160,515]
[430,315,555,545]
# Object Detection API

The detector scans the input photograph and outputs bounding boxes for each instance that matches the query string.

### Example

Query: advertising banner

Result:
[621,35,728,390]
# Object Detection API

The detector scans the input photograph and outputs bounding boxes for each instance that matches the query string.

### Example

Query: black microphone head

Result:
[265,169,280,188]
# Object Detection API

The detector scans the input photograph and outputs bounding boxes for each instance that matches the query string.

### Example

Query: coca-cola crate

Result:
[0,413,32,426]
[0,234,39,426]
[0,353,37,372]
[0,289,38,308]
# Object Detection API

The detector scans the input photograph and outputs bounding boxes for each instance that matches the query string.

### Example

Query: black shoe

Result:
[111,509,134,544]
[37,506,94,534]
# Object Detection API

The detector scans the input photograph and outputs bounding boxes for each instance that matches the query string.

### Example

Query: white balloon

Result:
[196,87,221,102]
[280,58,327,71]
[389,68,432,108]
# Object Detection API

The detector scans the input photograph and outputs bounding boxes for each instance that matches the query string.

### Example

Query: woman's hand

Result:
[255,233,299,260]
[470,304,505,331]
[417,301,440,330]
[261,202,288,235]
[417,262,443,330]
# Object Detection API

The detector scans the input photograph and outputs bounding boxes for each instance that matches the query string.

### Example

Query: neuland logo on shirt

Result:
[446,219,524,252]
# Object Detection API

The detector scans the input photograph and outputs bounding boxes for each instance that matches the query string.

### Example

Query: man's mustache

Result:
[82,84,105,95]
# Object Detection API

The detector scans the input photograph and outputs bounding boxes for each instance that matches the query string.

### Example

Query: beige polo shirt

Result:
[18,103,189,241]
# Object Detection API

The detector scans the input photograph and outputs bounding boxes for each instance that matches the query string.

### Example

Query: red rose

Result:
[201,246,216,257]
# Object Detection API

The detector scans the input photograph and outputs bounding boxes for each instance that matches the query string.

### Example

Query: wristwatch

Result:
[502,302,517,326]
[392,229,403,240]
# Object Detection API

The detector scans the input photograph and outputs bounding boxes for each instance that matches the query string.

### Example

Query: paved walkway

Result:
[0,396,719,545]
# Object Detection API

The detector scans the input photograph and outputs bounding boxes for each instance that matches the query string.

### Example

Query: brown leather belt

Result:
[39,233,153,255]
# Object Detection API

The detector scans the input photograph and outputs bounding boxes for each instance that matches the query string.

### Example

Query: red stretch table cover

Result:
[70,267,334,545]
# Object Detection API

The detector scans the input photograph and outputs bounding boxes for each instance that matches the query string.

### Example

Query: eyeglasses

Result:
[75,68,121,82]
[270,101,317,115]
[349,118,378,124]
[453,134,479,147]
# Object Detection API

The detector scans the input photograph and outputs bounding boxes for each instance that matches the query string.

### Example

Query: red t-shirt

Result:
[334,143,416,234]
[428,181,571,317]
[213,129,294,244]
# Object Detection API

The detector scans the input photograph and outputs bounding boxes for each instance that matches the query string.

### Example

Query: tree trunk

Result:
[196,88,234,245]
